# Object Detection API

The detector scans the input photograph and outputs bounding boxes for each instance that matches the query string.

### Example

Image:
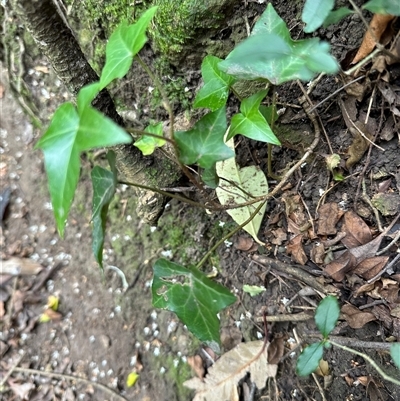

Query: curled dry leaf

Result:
[351,14,396,65]
[317,203,343,236]
[353,256,389,280]
[188,355,205,379]
[184,340,277,401]
[341,304,376,329]
[286,234,307,265]
[325,251,356,281]
[310,243,325,264]
[234,236,255,251]
[341,210,372,248]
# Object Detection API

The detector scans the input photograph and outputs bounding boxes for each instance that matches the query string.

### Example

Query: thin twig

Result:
[10,367,130,401]
[0,354,25,387]
[255,312,313,323]
[307,335,393,351]
[329,341,400,386]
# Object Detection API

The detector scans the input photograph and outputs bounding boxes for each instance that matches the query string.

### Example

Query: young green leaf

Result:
[219,4,339,85]
[243,285,266,297]
[152,258,237,352]
[323,8,354,27]
[296,342,324,376]
[77,82,101,113]
[302,0,335,33]
[194,55,236,111]
[391,343,400,369]
[91,164,116,268]
[363,0,400,15]
[99,7,158,89]
[216,138,268,245]
[35,103,131,237]
[175,106,234,169]
[134,122,166,155]
[315,296,340,338]
[228,90,281,145]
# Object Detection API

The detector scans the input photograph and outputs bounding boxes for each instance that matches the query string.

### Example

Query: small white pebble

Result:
[151,310,157,320]
[126,215,132,222]
[143,327,151,336]
[173,359,179,367]
[150,226,157,233]
[153,347,160,356]
[160,367,166,374]
[89,335,96,343]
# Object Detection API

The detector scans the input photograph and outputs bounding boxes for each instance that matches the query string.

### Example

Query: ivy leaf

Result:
[315,296,340,338]
[302,0,335,33]
[134,122,166,155]
[100,7,158,89]
[91,164,116,268]
[175,106,234,169]
[363,0,400,15]
[216,138,268,245]
[296,342,324,376]
[194,55,236,111]
[323,8,354,27]
[219,4,338,85]
[77,82,101,112]
[228,90,281,145]
[391,343,400,369]
[243,285,266,297]
[152,258,237,352]
[202,164,219,189]
[35,103,131,237]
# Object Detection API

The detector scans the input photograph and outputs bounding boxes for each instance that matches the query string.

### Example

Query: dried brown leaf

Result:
[372,305,393,328]
[341,210,372,248]
[317,203,343,235]
[351,14,396,64]
[324,251,356,281]
[267,336,284,365]
[315,359,330,377]
[234,236,254,251]
[310,243,325,264]
[341,304,376,328]
[188,355,205,379]
[286,235,307,265]
[353,256,389,280]
[2,257,43,275]
[271,228,287,245]
[184,341,277,401]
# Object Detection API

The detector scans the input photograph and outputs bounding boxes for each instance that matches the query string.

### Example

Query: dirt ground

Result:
[1,1,400,401]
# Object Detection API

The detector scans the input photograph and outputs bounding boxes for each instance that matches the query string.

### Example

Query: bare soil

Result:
[1,1,400,401]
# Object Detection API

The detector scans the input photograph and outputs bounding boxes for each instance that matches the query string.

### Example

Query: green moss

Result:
[148,0,225,63]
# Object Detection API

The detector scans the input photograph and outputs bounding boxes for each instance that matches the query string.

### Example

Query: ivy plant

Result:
[35,1,398,350]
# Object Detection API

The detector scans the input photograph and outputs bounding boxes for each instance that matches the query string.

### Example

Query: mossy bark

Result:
[13,0,181,224]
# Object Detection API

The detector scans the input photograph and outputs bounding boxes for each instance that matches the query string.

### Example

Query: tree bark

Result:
[13,0,181,224]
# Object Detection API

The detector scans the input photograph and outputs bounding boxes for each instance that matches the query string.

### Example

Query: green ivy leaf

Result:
[315,296,340,338]
[152,258,237,351]
[296,342,324,376]
[77,82,101,113]
[175,106,234,169]
[302,0,335,33]
[219,4,338,85]
[391,343,400,369]
[134,122,166,155]
[216,138,268,245]
[91,162,117,268]
[194,55,236,111]
[100,7,158,89]
[228,90,280,145]
[35,103,131,237]
[323,8,354,27]
[363,0,400,15]
[202,164,219,189]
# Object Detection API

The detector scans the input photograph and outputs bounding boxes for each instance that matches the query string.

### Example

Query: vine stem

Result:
[195,198,267,270]
[329,341,400,387]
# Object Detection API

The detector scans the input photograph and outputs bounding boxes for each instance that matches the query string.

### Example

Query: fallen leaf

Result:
[353,256,389,280]
[271,228,287,245]
[390,305,400,318]
[1,257,43,275]
[341,210,372,248]
[184,341,277,401]
[310,243,325,264]
[234,236,254,251]
[286,235,307,265]
[315,359,330,376]
[317,203,343,235]
[216,138,268,245]
[341,304,376,328]
[188,355,205,379]
[377,81,400,118]
[372,305,392,329]
[324,251,356,281]
[267,336,284,364]
[7,380,35,400]
[126,372,139,387]
[351,14,396,65]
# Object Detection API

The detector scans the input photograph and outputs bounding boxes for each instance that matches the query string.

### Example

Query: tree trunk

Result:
[12,0,181,224]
